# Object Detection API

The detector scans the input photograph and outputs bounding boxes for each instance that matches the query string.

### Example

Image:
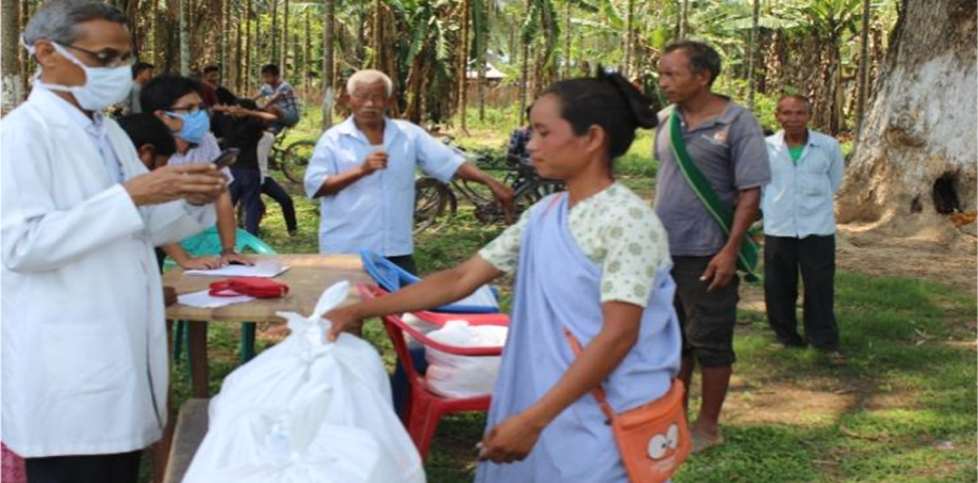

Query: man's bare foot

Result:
[690,420,724,453]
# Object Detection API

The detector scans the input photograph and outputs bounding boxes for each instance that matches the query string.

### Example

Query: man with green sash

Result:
[762,95,845,358]
[653,41,770,451]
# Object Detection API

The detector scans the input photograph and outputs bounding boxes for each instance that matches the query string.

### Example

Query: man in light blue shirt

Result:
[304,69,514,274]
[761,95,845,357]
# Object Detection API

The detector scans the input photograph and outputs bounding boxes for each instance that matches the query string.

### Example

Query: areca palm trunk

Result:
[679,0,689,40]
[624,0,634,77]
[281,0,289,76]
[305,9,311,94]
[459,0,470,131]
[747,0,760,109]
[179,0,189,74]
[323,0,335,130]
[246,0,253,90]
[563,1,571,79]
[477,0,488,121]
[2,0,21,114]
[372,0,382,68]
[518,0,531,125]
[855,0,872,134]
[271,0,278,64]
[20,0,30,94]
[235,3,243,92]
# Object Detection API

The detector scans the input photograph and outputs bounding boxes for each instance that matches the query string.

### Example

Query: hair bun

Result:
[597,67,658,129]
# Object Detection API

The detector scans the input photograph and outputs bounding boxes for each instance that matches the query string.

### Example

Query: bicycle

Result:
[413,138,563,233]
[265,128,317,184]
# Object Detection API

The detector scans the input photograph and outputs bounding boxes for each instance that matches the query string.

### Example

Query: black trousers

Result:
[388,254,419,276]
[26,450,142,483]
[261,177,298,234]
[763,234,839,351]
[229,167,265,236]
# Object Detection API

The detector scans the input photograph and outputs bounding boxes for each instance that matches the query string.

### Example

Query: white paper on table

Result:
[178,289,255,308]
[184,260,290,278]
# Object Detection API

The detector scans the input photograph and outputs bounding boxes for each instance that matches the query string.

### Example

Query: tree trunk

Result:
[305,9,311,94]
[836,0,977,242]
[19,0,29,95]
[281,0,289,76]
[245,0,253,91]
[221,0,230,79]
[2,0,22,114]
[747,0,760,109]
[323,0,335,130]
[624,0,634,77]
[855,0,872,134]
[371,0,382,68]
[563,1,572,79]
[458,0,470,131]
[235,3,243,93]
[518,1,531,125]
[678,0,689,41]
[477,0,488,121]
[179,0,189,75]
[270,0,278,64]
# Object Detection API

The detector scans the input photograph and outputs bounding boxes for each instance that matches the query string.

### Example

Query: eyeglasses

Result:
[64,44,134,68]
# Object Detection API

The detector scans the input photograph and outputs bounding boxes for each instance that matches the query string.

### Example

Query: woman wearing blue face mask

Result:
[141,75,253,269]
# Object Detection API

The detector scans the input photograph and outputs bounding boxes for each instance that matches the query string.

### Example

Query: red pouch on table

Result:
[209,278,290,299]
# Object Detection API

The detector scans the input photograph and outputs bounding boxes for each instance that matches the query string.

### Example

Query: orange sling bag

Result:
[564,327,691,483]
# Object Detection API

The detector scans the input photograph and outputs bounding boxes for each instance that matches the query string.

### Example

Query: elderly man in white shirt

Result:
[761,95,845,358]
[1,2,226,482]
[304,69,514,274]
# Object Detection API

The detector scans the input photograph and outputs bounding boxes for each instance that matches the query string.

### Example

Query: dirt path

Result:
[835,228,977,293]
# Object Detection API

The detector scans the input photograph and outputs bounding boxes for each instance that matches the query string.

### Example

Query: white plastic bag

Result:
[401,313,440,350]
[182,282,425,483]
[424,321,508,398]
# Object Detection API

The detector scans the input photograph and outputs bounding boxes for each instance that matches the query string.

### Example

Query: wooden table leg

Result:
[188,321,210,398]
[153,320,177,483]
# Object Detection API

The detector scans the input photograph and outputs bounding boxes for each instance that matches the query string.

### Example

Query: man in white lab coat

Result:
[1,1,227,482]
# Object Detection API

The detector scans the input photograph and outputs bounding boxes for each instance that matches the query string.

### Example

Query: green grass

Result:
[146,124,976,483]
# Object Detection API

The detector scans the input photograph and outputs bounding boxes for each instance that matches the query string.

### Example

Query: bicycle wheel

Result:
[280,140,317,183]
[513,179,563,215]
[414,177,456,234]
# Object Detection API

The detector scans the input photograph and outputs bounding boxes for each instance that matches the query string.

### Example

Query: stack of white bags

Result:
[425,321,508,399]
[182,282,426,483]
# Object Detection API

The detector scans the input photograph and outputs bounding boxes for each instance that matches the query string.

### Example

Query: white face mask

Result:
[28,42,132,111]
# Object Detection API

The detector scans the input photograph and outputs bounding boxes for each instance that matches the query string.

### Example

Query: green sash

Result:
[662,109,761,282]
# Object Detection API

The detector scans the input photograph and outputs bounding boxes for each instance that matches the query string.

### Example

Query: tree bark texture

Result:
[836,0,977,242]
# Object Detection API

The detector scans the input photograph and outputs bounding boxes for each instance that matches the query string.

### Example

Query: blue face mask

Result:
[167,109,210,144]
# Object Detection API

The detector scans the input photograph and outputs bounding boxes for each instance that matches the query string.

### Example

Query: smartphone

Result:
[212,148,240,169]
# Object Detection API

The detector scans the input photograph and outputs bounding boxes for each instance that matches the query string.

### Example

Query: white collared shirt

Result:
[166,132,234,183]
[762,129,845,238]
[304,117,464,256]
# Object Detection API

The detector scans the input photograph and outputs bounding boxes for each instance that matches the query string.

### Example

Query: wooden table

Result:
[154,254,371,483]
[163,254,371,397]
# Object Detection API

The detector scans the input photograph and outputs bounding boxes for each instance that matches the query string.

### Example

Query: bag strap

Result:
[562,327,618,424]
[663,110,761,281]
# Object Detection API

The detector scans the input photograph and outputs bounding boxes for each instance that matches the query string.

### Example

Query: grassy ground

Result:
[148,115,976,482]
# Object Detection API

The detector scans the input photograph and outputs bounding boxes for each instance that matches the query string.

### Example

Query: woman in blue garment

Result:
[324,71,683,483]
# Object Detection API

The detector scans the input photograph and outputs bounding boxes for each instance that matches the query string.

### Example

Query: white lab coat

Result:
[0,90,216,457]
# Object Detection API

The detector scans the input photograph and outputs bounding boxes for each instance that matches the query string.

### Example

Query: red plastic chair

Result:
[356,283,508,459]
